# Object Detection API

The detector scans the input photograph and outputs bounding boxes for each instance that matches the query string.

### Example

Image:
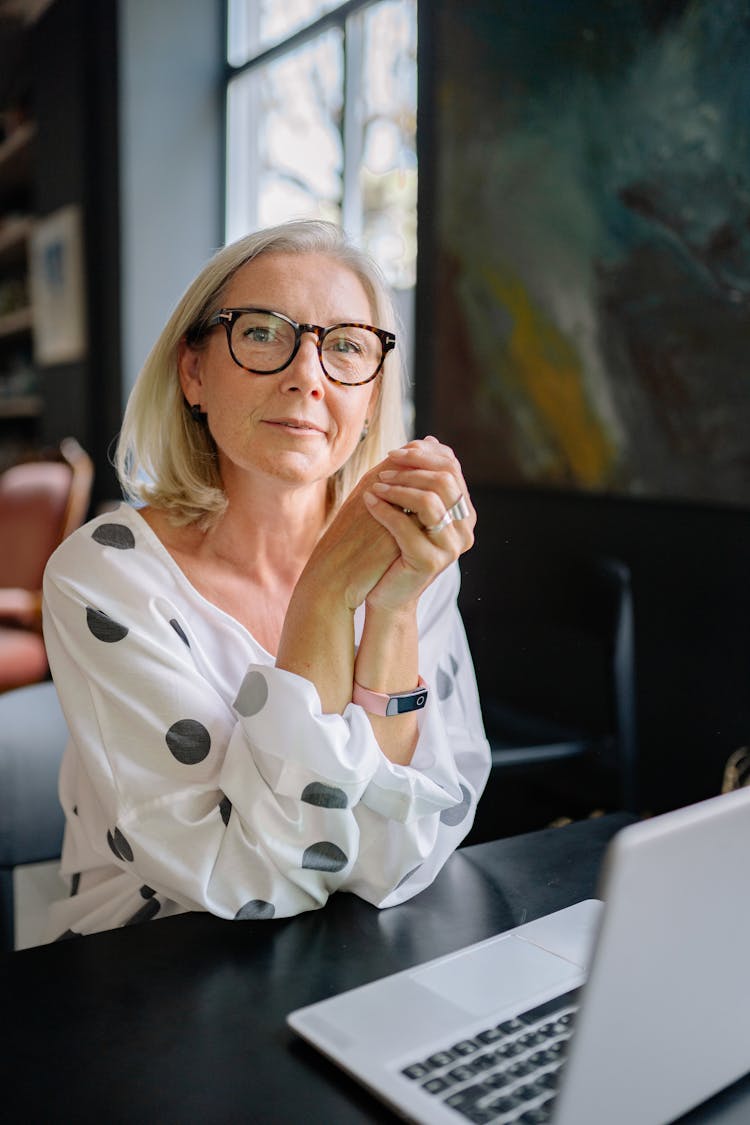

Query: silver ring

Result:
[447,494,470,522]
[423,510,454,535]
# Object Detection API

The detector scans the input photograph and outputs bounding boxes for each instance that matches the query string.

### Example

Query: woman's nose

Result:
[280,333,326,396]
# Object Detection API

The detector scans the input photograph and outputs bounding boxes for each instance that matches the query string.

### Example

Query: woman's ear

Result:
[177,337,205,405]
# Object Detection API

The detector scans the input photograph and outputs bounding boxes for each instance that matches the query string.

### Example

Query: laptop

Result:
[288,786,750,1125]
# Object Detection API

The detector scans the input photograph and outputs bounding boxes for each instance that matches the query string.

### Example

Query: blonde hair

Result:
[115,220,408,526]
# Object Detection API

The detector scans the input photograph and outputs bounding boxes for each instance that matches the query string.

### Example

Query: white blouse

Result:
[42,504,490,940]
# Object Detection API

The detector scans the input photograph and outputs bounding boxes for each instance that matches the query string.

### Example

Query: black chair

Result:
[0,680,68,951]
[459,544,638,845]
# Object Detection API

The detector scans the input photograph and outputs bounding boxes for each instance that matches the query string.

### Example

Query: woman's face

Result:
[179,251,380,495]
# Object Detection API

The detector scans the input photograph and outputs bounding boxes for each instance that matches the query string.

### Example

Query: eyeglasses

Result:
[203,308,396,387]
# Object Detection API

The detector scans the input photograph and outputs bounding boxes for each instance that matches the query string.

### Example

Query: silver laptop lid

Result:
[554,785,750,1125]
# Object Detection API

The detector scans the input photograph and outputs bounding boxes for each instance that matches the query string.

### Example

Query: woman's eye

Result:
[243,326,274,343]
[329,336,362,355]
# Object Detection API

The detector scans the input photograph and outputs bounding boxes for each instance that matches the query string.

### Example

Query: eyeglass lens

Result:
[230,311,382,384]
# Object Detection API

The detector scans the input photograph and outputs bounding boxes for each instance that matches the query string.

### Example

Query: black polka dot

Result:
[440,784,472,827]
[92,523,136,549]
[86,606,129,643]
[437,666,454,700]
[125,898,161,926]
[235,899,276,921]
[450,653,459,675]
[302,841,348,873]
[69,872,80,897]
[301,782,348,809]
[166,719,211,764]
[170,619,190,646]
[73,805,78,816]
[107,827,134,862]
[234,670,269,717]
[219,795,232,825]
[54,929,80,942]
[140,885,156,899]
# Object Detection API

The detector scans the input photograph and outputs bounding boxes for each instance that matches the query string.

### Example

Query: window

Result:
[224,0,417,381]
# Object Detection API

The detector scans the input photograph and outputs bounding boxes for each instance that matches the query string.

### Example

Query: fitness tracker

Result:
[352,676,428,717]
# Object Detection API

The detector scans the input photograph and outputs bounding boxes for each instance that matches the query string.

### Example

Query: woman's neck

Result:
[197,473,330,587]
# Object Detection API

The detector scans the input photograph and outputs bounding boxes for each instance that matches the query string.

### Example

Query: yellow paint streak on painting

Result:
[485,268,614,486]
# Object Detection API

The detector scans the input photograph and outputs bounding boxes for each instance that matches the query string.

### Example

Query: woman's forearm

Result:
[276,577,420,765]
[275,579,357,716]
[354,600,420,765]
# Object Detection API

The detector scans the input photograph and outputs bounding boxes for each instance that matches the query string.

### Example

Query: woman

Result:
[42,219,490,939]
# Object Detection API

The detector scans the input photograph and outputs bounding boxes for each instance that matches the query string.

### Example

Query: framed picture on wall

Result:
[30,204,87,366]
[428,0,750,508]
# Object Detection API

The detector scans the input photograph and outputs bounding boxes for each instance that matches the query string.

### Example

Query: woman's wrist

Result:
[355,600,418,693]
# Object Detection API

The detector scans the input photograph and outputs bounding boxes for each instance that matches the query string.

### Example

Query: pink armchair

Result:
[0,438,93,692]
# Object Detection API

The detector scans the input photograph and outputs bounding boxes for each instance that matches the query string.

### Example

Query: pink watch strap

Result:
[352,676,428,717]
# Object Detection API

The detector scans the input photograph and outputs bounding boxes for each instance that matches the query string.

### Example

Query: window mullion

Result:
[342,9,365,241]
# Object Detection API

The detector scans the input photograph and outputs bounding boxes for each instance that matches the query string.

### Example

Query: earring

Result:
[190,403,207,424]
[359,418,370,443]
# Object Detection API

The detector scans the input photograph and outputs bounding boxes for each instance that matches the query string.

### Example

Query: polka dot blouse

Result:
[41,504,490,940]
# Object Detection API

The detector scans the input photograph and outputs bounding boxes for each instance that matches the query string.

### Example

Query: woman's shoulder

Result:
[48,502,141,561]
[45,502,169,587]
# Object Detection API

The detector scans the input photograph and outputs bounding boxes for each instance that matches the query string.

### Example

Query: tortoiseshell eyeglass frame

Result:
[195,307,395,387]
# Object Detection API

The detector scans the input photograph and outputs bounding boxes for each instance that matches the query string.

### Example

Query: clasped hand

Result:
[304,436,476,614]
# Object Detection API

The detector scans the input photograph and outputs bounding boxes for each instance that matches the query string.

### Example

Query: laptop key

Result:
[452,1039,480,1056]
[518,1103,555,1124]
[495,1039,526,1057]
[422,1075,453,1094]
[445,1085,497,1124]
[447,1064,478,1083]
[519,1030,546,1048]
[476,1026,504,1044]
[401,1062,430,1080]
[516,1080,548,1101]
[481,1069,511,1090]
[427,1049,457,1068]
[519,989,581,1026]
[471,1052,499,1072]
[483,1092,524,1115]
[507,1059,536,1080]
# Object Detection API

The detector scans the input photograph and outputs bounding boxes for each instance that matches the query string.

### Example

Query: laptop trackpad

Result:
[412,933,582,1017]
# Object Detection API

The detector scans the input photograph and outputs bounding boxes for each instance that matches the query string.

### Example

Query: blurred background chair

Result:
[460,543,638,846]
[0,679,68,952]
[0,437,93,693]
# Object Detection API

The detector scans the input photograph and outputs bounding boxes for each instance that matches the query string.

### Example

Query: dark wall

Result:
[32,0,121,507]
[458,486,750,816]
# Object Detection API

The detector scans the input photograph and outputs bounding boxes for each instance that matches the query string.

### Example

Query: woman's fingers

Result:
[359,438,476,609]
[369,481,474,542]
[373,438,475,535]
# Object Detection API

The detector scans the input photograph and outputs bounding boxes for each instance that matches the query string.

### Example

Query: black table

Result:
[2,814,749,1123]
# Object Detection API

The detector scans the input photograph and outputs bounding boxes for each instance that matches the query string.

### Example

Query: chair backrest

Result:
[0,438,93,591]
[459,510,638,811]
[59,436,94,542]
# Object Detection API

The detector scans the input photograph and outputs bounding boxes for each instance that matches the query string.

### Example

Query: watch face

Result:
[386,689,429,717]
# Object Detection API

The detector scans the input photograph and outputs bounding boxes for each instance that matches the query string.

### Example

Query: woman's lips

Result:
[263,418,325,435]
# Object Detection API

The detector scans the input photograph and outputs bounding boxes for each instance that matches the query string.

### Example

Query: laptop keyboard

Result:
[399,988,580,1124]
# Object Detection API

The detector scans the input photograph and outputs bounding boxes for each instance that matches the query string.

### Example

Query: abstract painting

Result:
[431,0,750,506]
